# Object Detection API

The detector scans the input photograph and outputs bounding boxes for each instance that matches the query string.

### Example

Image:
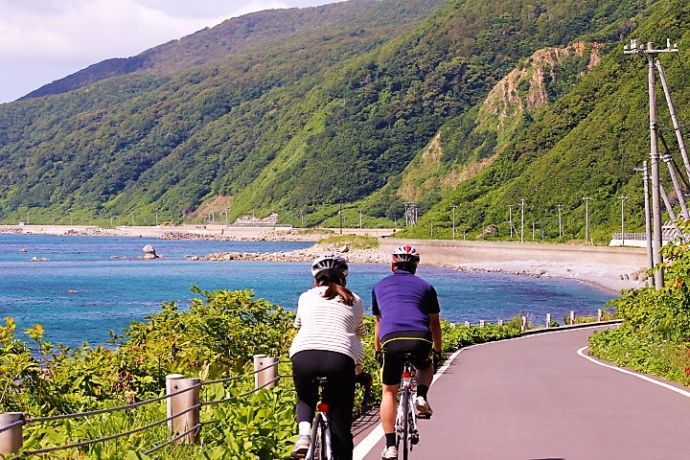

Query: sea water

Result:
[0,234,614,347]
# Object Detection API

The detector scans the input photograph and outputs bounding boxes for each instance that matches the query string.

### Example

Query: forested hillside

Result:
[1,0,688,240]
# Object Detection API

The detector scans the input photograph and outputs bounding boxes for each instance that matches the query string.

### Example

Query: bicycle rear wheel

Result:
[320,415,331,460]
[401,388,409,460]
[306,413,321,460]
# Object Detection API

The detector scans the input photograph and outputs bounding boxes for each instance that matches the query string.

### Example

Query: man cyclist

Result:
[372,244,442,460]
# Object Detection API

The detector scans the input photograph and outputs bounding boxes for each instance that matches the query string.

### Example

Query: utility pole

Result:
[556,204,564,238]
[625,39,678,288]
[638,163,653,280]
[619,196,628,246]
[520,199,525,243]
[583,197,591,244]
[660,150,690,220]
[404,202,417,226]
[508,205,513,238]
[450,204,458,240]
[338,190,343,235]
[655,56,690,181]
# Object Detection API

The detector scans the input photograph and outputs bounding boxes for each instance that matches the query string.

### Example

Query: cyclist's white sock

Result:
[298,421,311,436]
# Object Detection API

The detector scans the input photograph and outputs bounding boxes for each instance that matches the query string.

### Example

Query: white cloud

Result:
[0,0,289,63]
[0,0,332,102]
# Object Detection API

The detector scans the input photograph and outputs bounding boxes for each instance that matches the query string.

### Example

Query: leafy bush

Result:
[589,230,690,386]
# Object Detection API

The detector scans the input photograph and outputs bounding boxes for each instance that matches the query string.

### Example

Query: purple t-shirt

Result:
[372,270,440,340]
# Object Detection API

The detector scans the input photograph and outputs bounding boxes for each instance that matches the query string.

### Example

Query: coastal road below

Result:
[354,326,690,459]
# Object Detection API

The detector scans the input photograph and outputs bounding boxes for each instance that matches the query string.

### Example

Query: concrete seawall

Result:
[379,239,649,293]
[379,239,648,267]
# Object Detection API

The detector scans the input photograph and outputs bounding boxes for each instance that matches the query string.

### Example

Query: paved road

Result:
[355,326,690,460]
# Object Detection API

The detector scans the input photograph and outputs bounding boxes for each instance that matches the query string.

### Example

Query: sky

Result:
[0,0,341,104]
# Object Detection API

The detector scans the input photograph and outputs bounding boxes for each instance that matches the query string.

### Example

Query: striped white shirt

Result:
[289,286,366,364]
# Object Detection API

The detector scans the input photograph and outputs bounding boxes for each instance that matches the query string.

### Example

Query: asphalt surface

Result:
[355,326,690,460]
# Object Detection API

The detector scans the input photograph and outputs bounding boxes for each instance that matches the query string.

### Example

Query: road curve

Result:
[356,326,690,460]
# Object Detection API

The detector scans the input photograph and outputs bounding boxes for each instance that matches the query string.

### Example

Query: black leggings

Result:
[291,350,355,460]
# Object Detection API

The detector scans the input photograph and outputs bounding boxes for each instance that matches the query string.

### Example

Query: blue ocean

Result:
[0,234,614,347]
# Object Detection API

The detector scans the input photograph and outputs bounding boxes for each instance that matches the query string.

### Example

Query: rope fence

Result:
[25,382,202,424]
[19,404,201,457]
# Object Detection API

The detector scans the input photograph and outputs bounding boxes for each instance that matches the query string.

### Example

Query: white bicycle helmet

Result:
[311,254,349,278]
[391,244,420,264]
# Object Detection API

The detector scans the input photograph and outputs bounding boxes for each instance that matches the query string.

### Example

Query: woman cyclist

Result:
[290,254,366,459]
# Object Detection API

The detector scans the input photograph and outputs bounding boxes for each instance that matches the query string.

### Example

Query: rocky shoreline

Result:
[185,244,388,264]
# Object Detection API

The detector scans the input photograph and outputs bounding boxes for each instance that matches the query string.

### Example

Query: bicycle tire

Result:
[321,414,331,460]
[306,413,321,460]
[402,387,409,460]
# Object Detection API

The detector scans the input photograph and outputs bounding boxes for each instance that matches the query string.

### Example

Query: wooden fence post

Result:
[521,316,527,332]
[166,374,184,431]
[570,311,575,326]
[170,377,200,444]
[0,412,23,455]
[597,309,602,322]
[254,355,278,390]
[546,313,551,328]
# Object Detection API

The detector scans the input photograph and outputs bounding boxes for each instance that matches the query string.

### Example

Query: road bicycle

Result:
[303,376,333,460]
[395,353,422,460]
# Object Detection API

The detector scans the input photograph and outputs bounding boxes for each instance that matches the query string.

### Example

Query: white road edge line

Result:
[353,324,614,460]
[577,346,690,399]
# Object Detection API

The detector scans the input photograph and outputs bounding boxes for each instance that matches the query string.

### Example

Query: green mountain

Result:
[1,0,688,241]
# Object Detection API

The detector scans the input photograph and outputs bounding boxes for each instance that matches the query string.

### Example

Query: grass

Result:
[316,234,379,249]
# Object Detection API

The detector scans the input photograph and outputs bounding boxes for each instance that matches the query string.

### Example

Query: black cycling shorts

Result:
[381,331,432,386]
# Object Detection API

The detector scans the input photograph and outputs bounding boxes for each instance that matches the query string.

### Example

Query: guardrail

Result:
[0,354,281,458]
[460,308,609,331]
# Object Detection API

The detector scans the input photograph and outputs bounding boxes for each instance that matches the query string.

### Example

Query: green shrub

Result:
[589,227,690,387]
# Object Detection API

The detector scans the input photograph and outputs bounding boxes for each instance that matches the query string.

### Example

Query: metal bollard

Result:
[254,354,278,390]
[479,320,485,328]
[169,377,200,444]
[546,313,551,328]
[0,412,24,455]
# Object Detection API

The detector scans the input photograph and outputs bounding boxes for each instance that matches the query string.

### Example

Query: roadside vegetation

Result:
[589,232,690,387]
[316,234,379,249]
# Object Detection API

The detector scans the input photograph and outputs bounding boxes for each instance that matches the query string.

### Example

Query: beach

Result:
[1,224,646,293]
